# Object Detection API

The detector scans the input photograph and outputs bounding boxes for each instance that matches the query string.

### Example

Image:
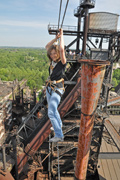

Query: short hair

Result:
[47,45,60,62]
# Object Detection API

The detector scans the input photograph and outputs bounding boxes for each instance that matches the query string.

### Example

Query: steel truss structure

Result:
[0,1,120,180]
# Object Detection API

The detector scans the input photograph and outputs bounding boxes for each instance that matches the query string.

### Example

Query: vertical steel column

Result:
[2,146,6,171]
[48,134,51,180]
[57,144,60,180]
[118,35,120,58]
[82,8,89,56]
[75,59,109,180]
[12,134,19,180]
[76,15,81,53]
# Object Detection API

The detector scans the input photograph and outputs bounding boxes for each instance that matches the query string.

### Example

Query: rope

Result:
[61,0,69,28]
[58,0,62,29]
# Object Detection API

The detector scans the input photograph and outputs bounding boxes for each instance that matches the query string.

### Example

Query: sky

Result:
[0,0,120,48]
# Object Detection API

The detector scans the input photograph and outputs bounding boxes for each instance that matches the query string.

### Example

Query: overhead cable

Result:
[58,0,62,29]
[61,0,69,28]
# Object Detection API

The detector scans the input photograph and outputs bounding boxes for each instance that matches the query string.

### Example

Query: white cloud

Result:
[0,20,47,28]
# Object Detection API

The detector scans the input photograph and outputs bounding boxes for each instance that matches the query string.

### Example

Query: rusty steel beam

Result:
[0,170,14,180]
[75,59,110,180]
[17,71,81,173]
[59,74,81,118]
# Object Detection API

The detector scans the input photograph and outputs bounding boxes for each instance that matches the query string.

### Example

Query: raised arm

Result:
[59,29,66,64]
[45,34,59,51]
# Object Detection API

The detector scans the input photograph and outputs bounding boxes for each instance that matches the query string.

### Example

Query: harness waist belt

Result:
[46,78,65,97]
[49,78,64,84]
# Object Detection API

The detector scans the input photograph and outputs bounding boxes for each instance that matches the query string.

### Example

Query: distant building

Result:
[107,102,120,115]
[0,80,17,145]
[113,63,120,70]
[107,91,120,115]
[0,79,27,146]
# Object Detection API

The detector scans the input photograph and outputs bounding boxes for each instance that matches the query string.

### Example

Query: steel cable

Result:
[58,0,62,29]
[61,0,69,28]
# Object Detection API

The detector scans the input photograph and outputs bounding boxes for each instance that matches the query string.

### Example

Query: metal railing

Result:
[48,24,77,31]
[80,0,96,5]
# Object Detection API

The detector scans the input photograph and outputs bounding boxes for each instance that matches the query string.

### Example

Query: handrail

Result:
[48,24,77,31]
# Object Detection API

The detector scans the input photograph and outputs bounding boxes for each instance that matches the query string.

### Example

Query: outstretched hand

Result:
[56,28,63,39]
[45,28,63,51]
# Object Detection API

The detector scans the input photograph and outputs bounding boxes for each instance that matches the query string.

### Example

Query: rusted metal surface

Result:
[0,169,14,180]
[75,59,109,180]
[36,171,48,179]
[17,72,81,173]
[27,160,43,180]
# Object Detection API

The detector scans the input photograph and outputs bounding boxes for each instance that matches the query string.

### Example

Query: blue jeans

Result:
[46,86,64,138]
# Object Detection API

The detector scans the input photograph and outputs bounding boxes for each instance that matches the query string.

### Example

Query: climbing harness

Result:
[49,61,58,74]
[46,78,65,97]
[46,59,65,97]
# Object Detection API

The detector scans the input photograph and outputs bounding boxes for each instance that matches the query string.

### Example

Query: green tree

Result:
[112,68,120,86]
[0,48,49,90]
